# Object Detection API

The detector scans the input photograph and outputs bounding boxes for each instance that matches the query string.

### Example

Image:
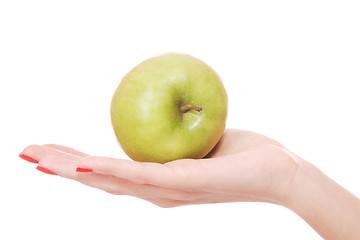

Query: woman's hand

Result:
[20,129,360,239]
[19,129,301,207]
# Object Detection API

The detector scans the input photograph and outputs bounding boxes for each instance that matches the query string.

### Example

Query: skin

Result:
[21,129,360,239]
[111,53,228,163]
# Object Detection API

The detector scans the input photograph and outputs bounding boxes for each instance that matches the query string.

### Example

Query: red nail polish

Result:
[76,167,93,172]
[19,154,39,164]
[36,166,57,175]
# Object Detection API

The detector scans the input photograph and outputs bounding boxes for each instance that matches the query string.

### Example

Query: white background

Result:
[1,1,359,239]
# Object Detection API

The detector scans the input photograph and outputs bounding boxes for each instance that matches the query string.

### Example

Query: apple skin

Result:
[111,53,228,163]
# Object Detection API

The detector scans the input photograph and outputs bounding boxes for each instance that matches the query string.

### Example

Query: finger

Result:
[37,155,230,207]
[37,154,232,206]
[38,154,79,179]
[75,172,204,201]
[21,145,81,164]
[77,156,202,189]
[43,144,89,157]
[36,154,205,201]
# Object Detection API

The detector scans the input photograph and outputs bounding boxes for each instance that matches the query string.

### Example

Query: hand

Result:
[20,129,360,239]
[20,129,301,207]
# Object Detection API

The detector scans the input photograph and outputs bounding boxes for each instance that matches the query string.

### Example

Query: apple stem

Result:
[180,104,203,113]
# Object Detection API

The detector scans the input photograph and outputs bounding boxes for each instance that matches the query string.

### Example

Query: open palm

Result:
[21,129,301,207]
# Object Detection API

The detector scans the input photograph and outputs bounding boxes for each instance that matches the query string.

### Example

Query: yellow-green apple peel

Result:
[111,53,228,163]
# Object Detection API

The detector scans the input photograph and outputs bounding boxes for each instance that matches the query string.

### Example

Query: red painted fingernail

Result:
[76,167,93,173]
[19,154,39,164]
[36,166,57,175]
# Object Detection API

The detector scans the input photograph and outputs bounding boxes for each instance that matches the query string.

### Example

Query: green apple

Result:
[111,53,228,163]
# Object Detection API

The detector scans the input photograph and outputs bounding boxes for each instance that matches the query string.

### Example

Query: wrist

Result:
[279,158,360,239]
[279,158,319,209]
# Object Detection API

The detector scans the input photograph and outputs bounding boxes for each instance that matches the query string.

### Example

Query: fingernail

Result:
[76,167,93,173]
[36,166,57,175]
[19,154,39,164]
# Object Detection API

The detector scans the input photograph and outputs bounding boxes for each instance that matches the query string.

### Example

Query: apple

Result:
[111,53,228,163]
